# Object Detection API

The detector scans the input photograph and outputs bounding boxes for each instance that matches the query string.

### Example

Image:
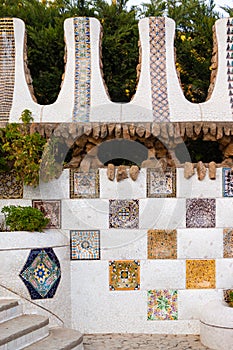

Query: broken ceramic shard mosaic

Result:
[109,260,140,291]
[109,199,139,229]
[147,289,178,321]
[186,259,215,289]
[70,230,100,260]
[186,198,215,228]
[32,200,61,229]
[147,229,177,259]
[70,170,99,198]
[19,248,61,299]
[223,168,233,197]
[147,168,176,197]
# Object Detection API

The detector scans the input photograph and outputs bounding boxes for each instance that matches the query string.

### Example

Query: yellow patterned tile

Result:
[109,260,140,291]
[148,230,177,259]
[186,260,215,289]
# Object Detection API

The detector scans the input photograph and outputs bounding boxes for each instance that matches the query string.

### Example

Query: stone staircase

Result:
[0,299,84,350]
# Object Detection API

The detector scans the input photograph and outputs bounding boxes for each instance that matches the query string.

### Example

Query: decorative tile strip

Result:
[148,289,178,320]
[70,230,100,260]
[227,19,233,114]
[0,18,15,122]
[147,168,176,198]
[70,169,99,198]
[222,167,233,197]
[109,260,140,291]
[109,199,139,229]
[19,248,61,299]
[73,17,91,122]
[149,17,170,122]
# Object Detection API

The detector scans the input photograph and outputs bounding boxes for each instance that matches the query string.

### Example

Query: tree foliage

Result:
[0,0,222,104]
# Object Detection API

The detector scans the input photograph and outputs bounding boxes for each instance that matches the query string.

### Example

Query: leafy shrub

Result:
[1,205,50,232]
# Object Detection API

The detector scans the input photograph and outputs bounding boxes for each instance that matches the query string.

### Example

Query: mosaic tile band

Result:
[227,19,233,114]
[19,248,61,300]
[73,17,91,122]
[0,18,15,122]
[149,17,170,122]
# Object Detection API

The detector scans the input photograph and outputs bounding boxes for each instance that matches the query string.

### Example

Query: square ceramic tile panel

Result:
[223,228,233,258]
[147,289,178,320]
[109,199,139,229]
[223,168,233,197]
[109,260,140,291]
[147,168,176,198]
[19,248,61,299]
[70,230,100,260]
[186,198,215,228]
[32,200,61,229]
[70,170,99,198]
[147,229,177,259]
[0,171,23,199]
[186,260,215,289]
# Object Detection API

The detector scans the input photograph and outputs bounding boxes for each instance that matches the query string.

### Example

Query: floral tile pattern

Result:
[223,228,233,258]
[149,17,170,122]
[70,230,100,260]
[19,248,61,299]
[0,171,23,199]
[222,168,233,197]
[147,230,177,259]
[186,198,215,228]
[147,168,176,198]
[32,200,61,229]
[186,260,215,289]
[73,17,91,122]
[147,289,178,320]
[109,260,140,291]
[0,18,15,122]
[70,170,99,198]
[109,200,139,229]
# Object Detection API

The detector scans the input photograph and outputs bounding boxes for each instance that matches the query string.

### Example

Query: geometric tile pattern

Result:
[109,200,139,229]
[223,228,233,258]
[149,17,170,122]
[147,289,178,320]
[0,171,23,198]
[147,229,177,259]
[186,259,215,289]
[109,260,140,291]
[147,168,176,197]
[70,230,100,260]
[73,17,91,122]
[32,200,61,229]
[0,18,15,122]
[222,168,233,197]
[70,170,99,198]
[186,198,216,228]
[19,248,61,299]
[227,19,233,115]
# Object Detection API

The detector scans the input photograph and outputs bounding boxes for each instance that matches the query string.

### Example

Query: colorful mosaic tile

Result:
[147,230,177,259]
[70,230,100,260]
[227,19,233,114]
[32,200,61,229]
[147,168,176,198]
[186,198,215,228]
[223,228,233,258]
[0,171,23,199]
[222,168,233,197]
[109,200,139,229]
[186,260,215,289]
[70,170,99,198]
[19,248,61,299]
[109,260,140,291]
[0,18,15,122]
[147,289,178,320]
[73,17,91,122]
[149,17,170,122]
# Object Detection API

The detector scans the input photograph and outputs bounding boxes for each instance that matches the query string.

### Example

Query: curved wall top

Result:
[0,16,231,123]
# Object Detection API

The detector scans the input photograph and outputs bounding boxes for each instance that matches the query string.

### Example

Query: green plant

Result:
[228,291,233,307]
[1,205,50,232]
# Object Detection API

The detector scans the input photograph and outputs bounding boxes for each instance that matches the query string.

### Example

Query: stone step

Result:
[0,299,23,324]
[23,327,84,350]
[0,314,49,350]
